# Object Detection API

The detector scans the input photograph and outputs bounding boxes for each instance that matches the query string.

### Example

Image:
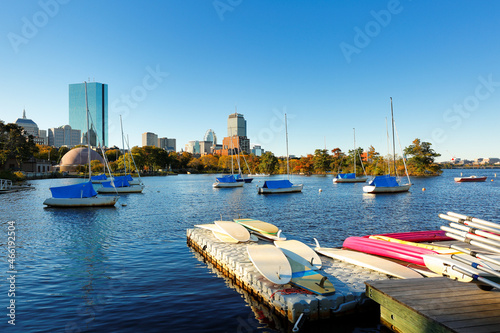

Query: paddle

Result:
[451,265,500,291]
[441,226,500,251]
[446,212,500,234]
[447,222,500,243]
[451,254,500,278]
[441,227,500,255]
[449,244,500,268]
[440,213,500,236]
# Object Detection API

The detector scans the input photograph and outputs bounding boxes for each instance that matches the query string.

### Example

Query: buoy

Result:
[422,188,426,191]
[319,189,322,192]
[122,203,127,207]
[491,179,494,182]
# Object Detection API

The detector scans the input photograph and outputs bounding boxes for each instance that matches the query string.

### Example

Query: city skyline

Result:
[1,1,500,162]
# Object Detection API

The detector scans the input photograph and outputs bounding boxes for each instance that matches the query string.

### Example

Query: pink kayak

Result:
[369,230,453,243]
[342,236,439,266]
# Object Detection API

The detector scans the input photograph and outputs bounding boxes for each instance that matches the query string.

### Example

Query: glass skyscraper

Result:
[69,82,108,147]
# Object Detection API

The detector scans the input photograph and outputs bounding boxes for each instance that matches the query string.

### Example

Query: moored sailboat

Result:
[43,82,118,207]
[333,128,367,183]
[363,98,411,194]
[258,113,302,194]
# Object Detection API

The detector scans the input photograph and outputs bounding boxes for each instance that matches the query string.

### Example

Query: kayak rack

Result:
[186,228,391,326]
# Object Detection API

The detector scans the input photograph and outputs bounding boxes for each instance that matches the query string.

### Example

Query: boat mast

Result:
[120,115,126,175]
[285,113,289,179]
[391,97,396,177]
[85,81,91,180]
[353,128,356,175]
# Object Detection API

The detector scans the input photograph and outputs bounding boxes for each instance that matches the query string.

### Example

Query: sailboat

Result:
[234,150,253,183]
[213,139,243,188]
[333,128,367,183]
[258,114,303,194]
[97,116,145,193]
[363,98,411,194]
[43,82,119,207]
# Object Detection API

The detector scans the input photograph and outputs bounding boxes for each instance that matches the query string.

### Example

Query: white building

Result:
[48,125,81,148]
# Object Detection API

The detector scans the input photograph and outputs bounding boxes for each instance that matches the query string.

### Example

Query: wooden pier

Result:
[366,277,500,333]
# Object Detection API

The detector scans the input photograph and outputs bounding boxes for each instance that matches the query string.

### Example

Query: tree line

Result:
[0,121,441,177]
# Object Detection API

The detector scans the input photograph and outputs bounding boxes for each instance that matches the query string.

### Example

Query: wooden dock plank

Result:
[366,277,500,333]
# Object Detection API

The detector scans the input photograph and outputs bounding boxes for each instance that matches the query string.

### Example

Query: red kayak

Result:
[342,236,440,266]
[369,230,453,242]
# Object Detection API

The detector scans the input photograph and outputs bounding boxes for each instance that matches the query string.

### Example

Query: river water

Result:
[1,169,499,332]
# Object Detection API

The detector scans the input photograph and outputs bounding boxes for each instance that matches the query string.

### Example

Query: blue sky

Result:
[1,1,499,162]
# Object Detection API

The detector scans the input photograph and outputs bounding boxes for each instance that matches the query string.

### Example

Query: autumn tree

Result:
[404,139,442,176]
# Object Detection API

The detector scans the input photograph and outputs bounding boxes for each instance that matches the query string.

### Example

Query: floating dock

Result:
[187,228,393,325]
[366,277,500,333]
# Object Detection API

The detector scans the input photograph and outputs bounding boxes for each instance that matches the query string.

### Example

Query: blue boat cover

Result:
[368,175,399,187]
[101,176,131,188]
[337,173,356,179]
[216,175,236,183]
[49,180,97,198]
[262,180,293,189]
[234,174,242,180]
[91,174,107,181]
[124,174,134,181]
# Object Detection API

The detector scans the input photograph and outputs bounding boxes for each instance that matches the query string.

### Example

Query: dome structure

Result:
[59,147,104,172]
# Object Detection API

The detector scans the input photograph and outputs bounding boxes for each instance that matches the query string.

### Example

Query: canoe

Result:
[343,236,439,266]
[371,230,453,242]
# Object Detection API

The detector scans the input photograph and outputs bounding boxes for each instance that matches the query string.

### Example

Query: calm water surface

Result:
[1,169,500,332]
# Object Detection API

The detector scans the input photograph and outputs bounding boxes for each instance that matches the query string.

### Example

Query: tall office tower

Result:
[204,129,217,145]
[69,82,108,147]
[142,132,158,147]
[227,113,246,137]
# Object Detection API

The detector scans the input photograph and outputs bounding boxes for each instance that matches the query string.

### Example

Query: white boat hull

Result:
[43,196,118,207]
[97,184,145,193]
[363,184,411,193]
[333,177,367,183]
[213,182,244,188]
[258,184,303,194]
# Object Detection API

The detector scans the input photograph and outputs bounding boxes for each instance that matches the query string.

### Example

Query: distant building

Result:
[37,130,48,145]
[227,112,247,137]
[204,129,217,145]
[158,137,176,152]
[198,141,214,155]
[48,125,81,148]
[481,158,500,165]
[251,145,264,157]
[15,109,39,137]
[219,136,250,156]
[69,82,108,147]
[14,109,47,145]
[142,132,158,147]
[185,140,200,154]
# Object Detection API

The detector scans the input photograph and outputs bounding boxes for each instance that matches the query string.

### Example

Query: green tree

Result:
[404,139,442,176]
[259,152,278,174]
[0,121,39,169]
[313,149,331,174]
